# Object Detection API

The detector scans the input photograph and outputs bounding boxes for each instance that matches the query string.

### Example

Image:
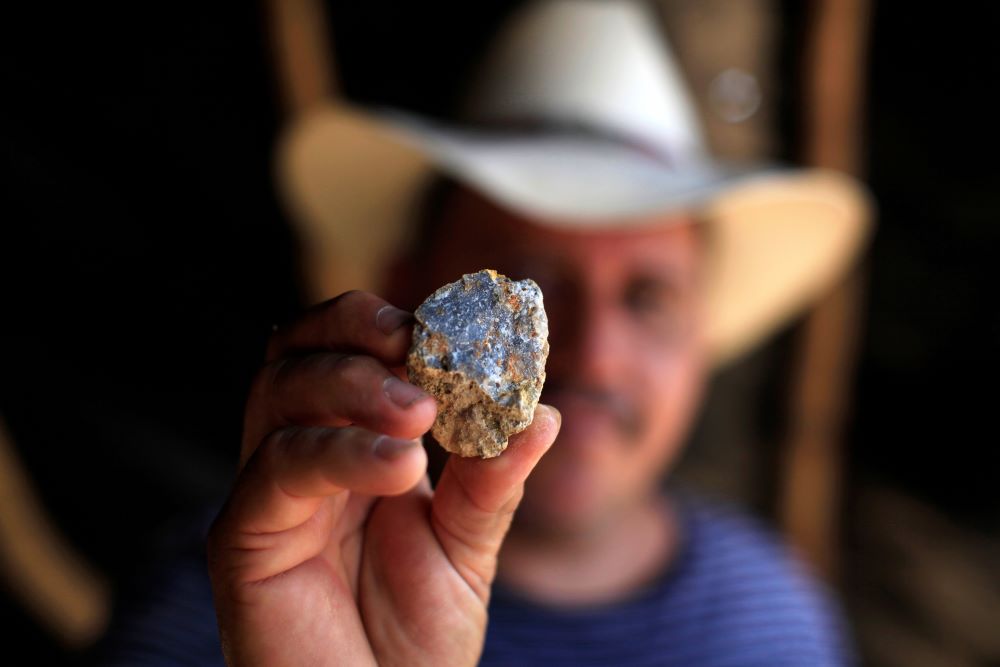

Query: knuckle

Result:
[339,425,374,450]
[239,428,291,482]
[323,290,387,343]
[330,288,367,305]
[259,428,295,463]
[248,358,291,405]
[324,353,382,387]
[323,289,372,322]
[325,357,401,430]
[497,486,525,517]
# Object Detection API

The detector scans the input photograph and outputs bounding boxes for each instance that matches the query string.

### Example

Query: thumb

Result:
[429,404,560,602]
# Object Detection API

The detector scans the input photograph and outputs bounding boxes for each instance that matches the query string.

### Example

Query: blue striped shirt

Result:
[104,495,851,666]
[481,496,851,666]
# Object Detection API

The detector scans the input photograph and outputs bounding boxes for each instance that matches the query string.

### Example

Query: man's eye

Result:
[624,279,691,339]
[625,282,669,314]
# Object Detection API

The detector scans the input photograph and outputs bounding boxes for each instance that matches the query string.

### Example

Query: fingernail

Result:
[539,403,561,426]
[383,376,428,408]
[373,435,421,461]
[376,305,414,335]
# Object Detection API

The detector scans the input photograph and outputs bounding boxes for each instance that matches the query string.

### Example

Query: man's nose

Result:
[548,299,629,385]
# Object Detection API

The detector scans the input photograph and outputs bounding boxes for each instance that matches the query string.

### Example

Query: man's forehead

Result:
[444,183,696,235]
[438,183,703,258]
[402,182,707,299]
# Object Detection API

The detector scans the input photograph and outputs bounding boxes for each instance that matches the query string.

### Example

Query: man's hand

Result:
[207,291,560,666]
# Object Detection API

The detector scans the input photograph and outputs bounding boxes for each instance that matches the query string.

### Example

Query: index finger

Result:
[267,290,414,364]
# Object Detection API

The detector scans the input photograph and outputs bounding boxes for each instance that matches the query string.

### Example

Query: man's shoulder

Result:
[674,493,828,603]
[482,496,853,666]
[100,506,225,666]
[678,494,810,582]
[665,493,852,663]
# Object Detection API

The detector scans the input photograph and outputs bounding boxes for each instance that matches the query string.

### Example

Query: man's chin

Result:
[512,499,604,538]
[516,458,611,536]
[513,411,635,536]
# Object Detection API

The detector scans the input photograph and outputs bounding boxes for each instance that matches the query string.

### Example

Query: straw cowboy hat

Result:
[276,0,873,368]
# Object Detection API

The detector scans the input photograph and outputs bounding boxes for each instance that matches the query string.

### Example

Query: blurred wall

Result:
[1,2,997,665]
[2,4,300,663]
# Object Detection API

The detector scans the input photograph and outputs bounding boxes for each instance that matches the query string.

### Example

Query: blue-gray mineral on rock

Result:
[406,269,549,458]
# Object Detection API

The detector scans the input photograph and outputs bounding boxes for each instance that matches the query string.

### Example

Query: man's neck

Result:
[495,493,679,607]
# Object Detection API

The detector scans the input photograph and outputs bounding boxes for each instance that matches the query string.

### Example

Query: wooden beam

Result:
[0,418,110,647]
[265,0,338,116]
[778,0,871,580]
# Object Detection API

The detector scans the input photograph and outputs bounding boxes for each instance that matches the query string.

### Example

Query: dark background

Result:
[2,2,998,664]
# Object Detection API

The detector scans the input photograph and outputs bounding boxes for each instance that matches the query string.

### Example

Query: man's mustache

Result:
[541,382,644,440]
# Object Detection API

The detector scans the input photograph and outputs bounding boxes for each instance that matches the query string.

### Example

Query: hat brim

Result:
[377,108,766,224]
[277,104,873,367]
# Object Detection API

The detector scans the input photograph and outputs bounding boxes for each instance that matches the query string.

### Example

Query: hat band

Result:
[459,115,679,167]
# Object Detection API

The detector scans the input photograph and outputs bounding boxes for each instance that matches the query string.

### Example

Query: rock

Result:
[406,269,549,458]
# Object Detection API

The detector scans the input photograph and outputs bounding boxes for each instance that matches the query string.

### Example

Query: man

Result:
[107,1,871,664]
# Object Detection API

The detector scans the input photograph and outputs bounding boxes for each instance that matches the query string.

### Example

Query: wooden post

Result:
[0,418,110,646]
[779,0,871,580]
[265,0,338,116]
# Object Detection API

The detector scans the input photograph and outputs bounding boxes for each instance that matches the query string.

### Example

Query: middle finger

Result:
[244,352,437,455]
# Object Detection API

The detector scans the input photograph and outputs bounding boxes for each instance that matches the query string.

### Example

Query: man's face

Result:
[401,185,709,536]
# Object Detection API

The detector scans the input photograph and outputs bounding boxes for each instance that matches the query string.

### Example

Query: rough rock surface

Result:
[407,269,549,458]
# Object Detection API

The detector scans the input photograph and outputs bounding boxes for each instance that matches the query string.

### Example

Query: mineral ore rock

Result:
[406,269,549,458]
